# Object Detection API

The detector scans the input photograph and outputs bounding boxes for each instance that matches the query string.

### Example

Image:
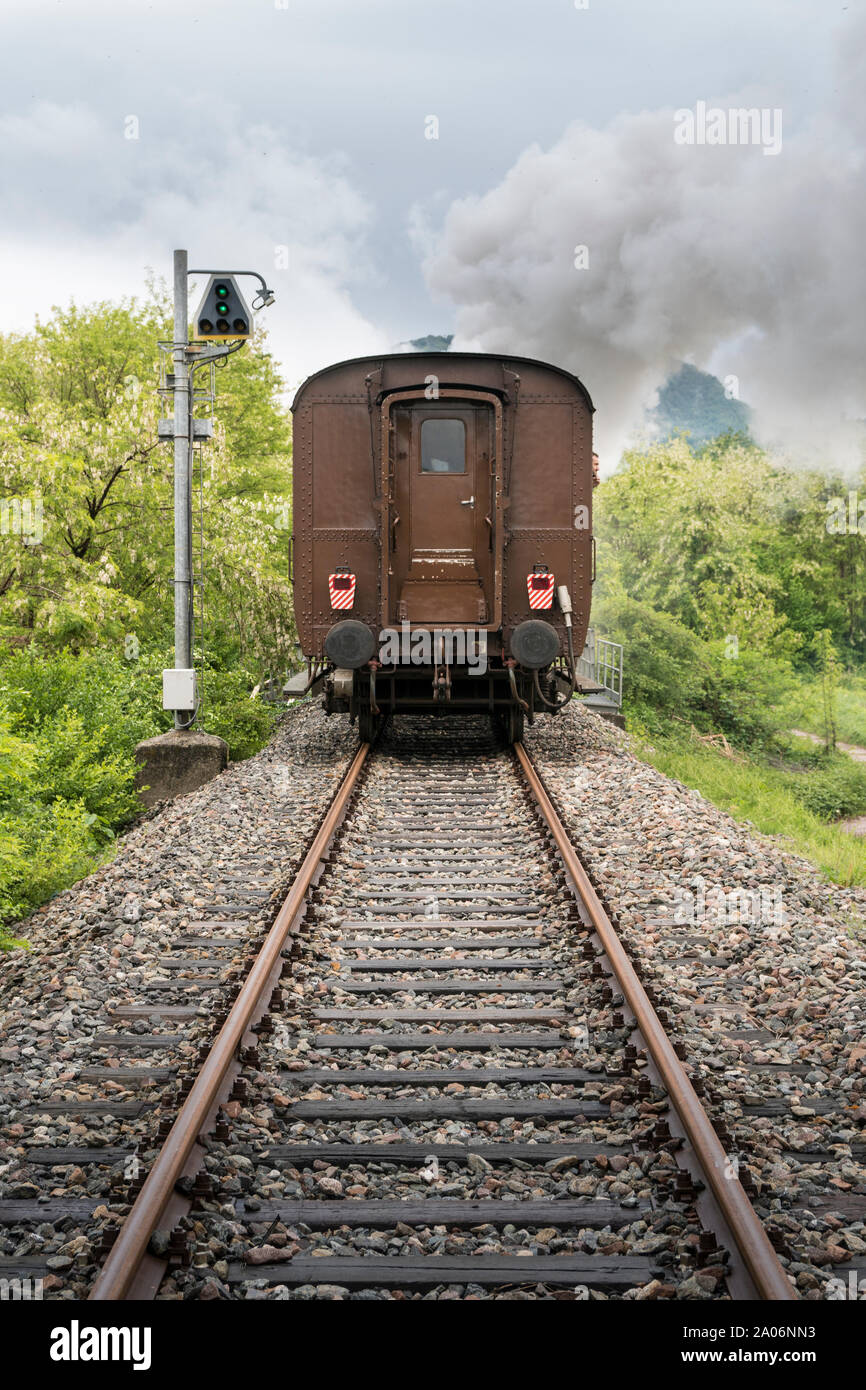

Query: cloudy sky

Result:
[1,0,863,464]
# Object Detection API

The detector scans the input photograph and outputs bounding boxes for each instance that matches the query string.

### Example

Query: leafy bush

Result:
[594,592,784,747]
[785,757,866,821]
[0,293,294,941]
[201,667,281,760]
[700,643,794,749]
[0,800,105,930]
[34,708,140,823]
[633,730,866,886]
[778,670,866,748]
[0,647,158,749]
[0,646,282,937]
[593,593,708,716]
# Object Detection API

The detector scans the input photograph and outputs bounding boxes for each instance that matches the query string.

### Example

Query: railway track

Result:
[64,717,790,1301]
[2,717,797,1301]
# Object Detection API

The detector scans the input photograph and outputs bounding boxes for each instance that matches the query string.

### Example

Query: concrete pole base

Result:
[134,730,228,807]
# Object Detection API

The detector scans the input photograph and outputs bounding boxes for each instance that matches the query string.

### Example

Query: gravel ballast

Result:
[525,704,866,1298]
[1,701,862,1301]
[0,703,355,1297]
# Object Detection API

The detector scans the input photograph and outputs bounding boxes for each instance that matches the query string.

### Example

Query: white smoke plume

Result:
[423,19,866,473]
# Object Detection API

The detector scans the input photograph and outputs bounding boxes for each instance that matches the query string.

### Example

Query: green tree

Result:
[0,293,295,670]
[593,434,866,744]
[813,628,841,751]
[651,364,752,445]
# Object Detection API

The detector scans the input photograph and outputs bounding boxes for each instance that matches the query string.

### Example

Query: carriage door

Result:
[390,401,494,625]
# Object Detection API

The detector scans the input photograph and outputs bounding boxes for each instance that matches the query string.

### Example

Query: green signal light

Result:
[216,284,229,298]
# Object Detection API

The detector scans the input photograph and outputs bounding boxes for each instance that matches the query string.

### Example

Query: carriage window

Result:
[421,418,466,473]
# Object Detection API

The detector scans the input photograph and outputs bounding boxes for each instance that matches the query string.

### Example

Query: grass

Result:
[630,729,866,886]
[777,671,866,747]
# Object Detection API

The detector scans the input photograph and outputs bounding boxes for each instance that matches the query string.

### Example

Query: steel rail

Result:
[514,740,796,1302]
[89,741,370,1301]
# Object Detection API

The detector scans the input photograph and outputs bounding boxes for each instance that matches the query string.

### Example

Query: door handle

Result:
[460,496,475,507]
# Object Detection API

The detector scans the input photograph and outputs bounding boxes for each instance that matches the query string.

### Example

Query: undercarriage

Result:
[320,661,577,743]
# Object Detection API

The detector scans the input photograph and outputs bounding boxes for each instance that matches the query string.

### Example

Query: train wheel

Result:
[358,705,379,744]
[495,705,524,745]
[507,705,525,744]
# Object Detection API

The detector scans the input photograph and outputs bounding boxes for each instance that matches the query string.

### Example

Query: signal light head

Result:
[193,274,254,339]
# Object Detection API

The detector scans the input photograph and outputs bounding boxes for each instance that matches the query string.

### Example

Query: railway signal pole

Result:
[161,250,275,731]
[168,248,193,729]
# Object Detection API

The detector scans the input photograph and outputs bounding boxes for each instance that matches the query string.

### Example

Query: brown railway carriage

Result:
[291,351,594,741]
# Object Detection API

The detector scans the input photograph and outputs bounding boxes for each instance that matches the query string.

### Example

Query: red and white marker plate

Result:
[527,571,554,610]
[328,571,356,610]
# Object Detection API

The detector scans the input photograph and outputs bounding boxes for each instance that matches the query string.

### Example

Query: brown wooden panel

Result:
[339,919,541,931]
[109,1005,198,1019]
[341,957,547,971]
[25,1148,135,1164]
[336,979,557,993]
[18,1102,150,1117]
[91,1034,186,1048]
[337,937,541,950]
[0,1200,110,1223]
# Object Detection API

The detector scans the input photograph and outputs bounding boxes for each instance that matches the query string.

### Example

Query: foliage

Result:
[0,798,108,937]
[593,589,791,748]
[0,293,294,939]
[591,591,708,717]
[596,433,866,660]
[0,289,297,940]
[651,364,752,445]
[594,434,866,749]
[0,645,281,935]
[0,649,143,932]
[409,334,454,351]
[597,435,798,647]
[785,754,866,821]
[199,666,282,760]
[0,294,295,670]
[779,671,866,748]
[633,728,866,887]
[595,432,866,871]
[811,628,841,751]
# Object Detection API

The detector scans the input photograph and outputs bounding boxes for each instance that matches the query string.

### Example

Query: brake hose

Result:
[532,624,578,710]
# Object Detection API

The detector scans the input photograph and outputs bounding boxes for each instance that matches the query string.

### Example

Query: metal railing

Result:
[576,627,623,706]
